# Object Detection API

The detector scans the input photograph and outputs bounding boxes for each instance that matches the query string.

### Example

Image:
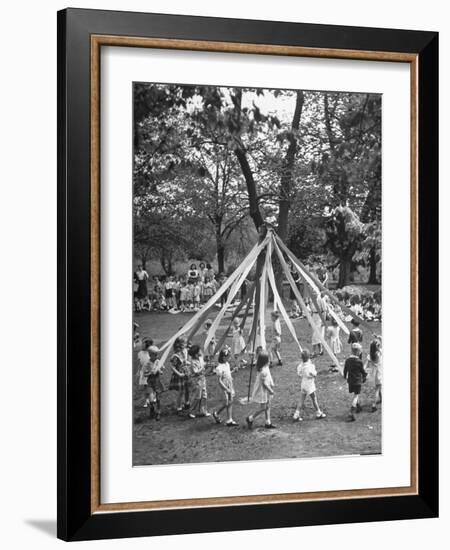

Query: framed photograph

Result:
[57,8,438,541]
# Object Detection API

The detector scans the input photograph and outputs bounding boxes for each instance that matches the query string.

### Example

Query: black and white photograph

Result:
[132,83,382,466]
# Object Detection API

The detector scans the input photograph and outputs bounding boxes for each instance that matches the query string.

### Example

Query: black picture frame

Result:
[57,7,438,541]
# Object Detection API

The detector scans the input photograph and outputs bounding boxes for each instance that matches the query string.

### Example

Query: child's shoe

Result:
[212,411,221,424]
[348,407,356,421]
[316,411,326,419]
[245,416,253,429]
[188,413,196,419]
[225,420,239,427]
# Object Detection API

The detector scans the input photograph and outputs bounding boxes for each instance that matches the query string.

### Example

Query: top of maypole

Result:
[257,221,275,243]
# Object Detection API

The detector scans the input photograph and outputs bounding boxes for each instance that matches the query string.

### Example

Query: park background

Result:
[0,1,447,549]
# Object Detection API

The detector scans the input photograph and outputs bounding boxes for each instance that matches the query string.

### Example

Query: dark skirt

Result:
[348,383,361,395]
[169,373,188,392]
[136,280,148,299]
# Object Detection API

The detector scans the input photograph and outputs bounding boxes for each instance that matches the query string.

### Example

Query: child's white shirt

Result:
[137,350,150,368]
[273,318,281,337]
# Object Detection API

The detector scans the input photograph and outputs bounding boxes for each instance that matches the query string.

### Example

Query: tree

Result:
[324,206,366,288]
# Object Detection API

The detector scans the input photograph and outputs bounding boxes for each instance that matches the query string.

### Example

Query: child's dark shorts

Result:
[348,384,361,394]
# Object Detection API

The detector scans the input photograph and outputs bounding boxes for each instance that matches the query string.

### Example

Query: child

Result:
[168,337,190,414]
[326,318,342,372]
[203,276,214,304]
[365,337,383,411]
[343,343,367,421]
[231,317,247,369]
[290,300,302,319]
[212,348,238,426]
[327,318,342,353]
[133,322,141,350]
[245,350,276,429]
[186,345,211,419]
[173,277,181,310]
[193,282,201,311]
[178,280,187,312]
[186,283,194,309]
[136,337,154,408]
[145,345,164,420]
[348,318,363,346]
[165,276,175,311]
[293,349,326,421]
[269,311,283,366]
[202,318,216,368]
[311,309,324,357]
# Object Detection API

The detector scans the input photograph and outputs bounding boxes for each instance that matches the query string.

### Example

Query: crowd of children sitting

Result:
[134,262,229,314]
[135,306,383,426]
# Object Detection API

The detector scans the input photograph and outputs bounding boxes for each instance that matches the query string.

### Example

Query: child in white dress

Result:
[293,349,326,421]
[326,318,342,372]
[212,348,238,426]
[231,317,247,369]
[269,310,282,366]
[179,282,189,312]
[187,345,211,419]
[193,283,201,311]
[201,318,216,368]
[246,351,276,429]
[365,337,382,411]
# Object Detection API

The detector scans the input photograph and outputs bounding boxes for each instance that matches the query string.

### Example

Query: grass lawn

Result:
[133,307,382,466]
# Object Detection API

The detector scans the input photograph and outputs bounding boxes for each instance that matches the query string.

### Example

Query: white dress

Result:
[137,350,150,386]
[231,326,246,355]
[215,362,235,397]
[297,361,317,395]
[327,325,342,354]
[251,365,274,404]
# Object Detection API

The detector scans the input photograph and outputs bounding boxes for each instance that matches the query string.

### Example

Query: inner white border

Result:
[101,46,411,504]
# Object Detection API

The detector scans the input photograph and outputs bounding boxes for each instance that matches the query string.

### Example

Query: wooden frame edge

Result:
[89,34,419,515]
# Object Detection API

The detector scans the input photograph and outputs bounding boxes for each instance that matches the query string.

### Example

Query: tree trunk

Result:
[338,257,351,288]
[160,251,168,274]
[215,218,226,274]
[235,147,264,230]
[368,246,378,284]
[277,90,304,243]
[140,254,147,272]
[217,245,225,274]
[160,250,173,275]
[232,88,264,231]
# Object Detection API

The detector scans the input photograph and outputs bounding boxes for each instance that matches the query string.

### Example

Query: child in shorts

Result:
[343,342,367,421]
[293,349,326,421]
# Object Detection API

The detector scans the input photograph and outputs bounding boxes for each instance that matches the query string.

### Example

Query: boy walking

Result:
[343,343,367,421]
